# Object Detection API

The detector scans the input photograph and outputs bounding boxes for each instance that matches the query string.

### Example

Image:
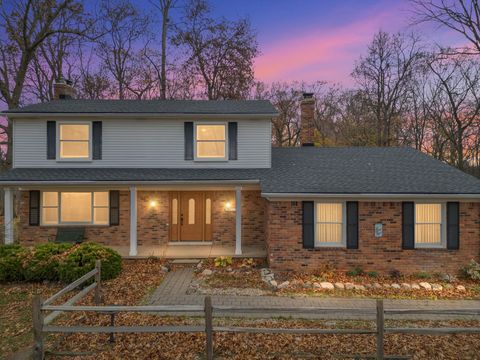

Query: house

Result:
[1,81,479,274]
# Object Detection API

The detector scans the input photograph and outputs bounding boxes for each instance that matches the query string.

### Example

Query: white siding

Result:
[13,118,271,168]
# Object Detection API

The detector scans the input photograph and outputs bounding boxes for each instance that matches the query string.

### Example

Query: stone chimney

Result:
[300,92,315,146]
[53,77,75,100]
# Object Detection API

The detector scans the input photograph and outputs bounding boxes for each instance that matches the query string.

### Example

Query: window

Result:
[188,198,195,224]
[315,202,345,247]
[59,123,90,159]
[205,198,211,225]
[195,124,226,159]
[415,203,444,247]
[172,198,178,225]
[41,191,109,225]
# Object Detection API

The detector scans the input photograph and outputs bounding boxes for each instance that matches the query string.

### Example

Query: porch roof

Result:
[2,147,480,196]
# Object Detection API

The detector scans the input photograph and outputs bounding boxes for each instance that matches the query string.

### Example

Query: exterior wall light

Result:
[225,201,235,211]
[149,200,158,208]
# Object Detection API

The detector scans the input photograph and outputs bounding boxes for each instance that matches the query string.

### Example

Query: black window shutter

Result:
[302,201,314,249]
[47,121,56,159]
[109,191,120,226]
[446,202,460,250]
[29,190,40,226]
[402,202,415,249]
[228,122,238,160]
[184,122,194,160]
[92,121,102,160]
[346,201,359,249]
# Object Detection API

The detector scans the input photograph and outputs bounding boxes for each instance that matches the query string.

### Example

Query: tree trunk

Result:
[160,8,168,100]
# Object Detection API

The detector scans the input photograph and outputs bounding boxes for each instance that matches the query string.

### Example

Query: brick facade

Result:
[15,189,266,250]
[266,201,480,275]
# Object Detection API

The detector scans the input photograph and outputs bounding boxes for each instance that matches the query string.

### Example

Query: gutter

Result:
[0,179,261,186]
[3,112,278,120]
[261,192,480,200]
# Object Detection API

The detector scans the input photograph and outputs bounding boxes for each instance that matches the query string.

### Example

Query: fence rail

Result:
[32,262,480,360]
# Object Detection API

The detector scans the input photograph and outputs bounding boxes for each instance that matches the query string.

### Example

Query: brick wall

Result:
[266,201,480,275]
[15,189,266,250]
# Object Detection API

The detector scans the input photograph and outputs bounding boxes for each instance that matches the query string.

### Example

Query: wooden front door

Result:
[170,191,213,242]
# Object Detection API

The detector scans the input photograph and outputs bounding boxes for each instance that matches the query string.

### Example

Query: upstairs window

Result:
[195,124,226,160]
[59,123,90,159]
[415,203,444,247]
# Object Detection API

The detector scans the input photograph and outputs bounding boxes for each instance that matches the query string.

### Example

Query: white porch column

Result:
[235,186,242,255]
[4,188,13,244]
[129,186,137,256]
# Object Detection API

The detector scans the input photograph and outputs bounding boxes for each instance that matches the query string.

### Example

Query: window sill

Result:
[311,246,348,250]
[40,224,110,227]
[55,159,92,163]
[193,158,228,162]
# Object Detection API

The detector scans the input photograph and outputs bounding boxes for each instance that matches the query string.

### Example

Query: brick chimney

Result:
[300,92,315,146]
[53,77,75,100]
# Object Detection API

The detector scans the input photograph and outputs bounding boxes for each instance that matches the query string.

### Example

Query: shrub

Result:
[413,271,432,280]
[0,244,29,282]
[366,271,378,278]
[346,266,364,277]
[462,260,480,281]
[389,269,402,279]
[22,243,72,281]
[214,256,233,268]
[58,242,122,283]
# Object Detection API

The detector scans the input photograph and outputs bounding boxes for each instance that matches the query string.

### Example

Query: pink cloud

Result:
[254,5,407,85]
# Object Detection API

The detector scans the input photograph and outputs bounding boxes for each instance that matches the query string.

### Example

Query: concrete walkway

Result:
[148,268,480,320]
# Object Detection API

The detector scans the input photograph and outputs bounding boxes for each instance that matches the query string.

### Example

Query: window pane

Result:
[43,192,58,207]
[172,199,178,225]
[94,208,109,225]
[197,141,225,158]
[188,198,195,224]
[416,204,441,223]
[60,124,89,140]
[42,207,58,225]
[94,192,109,207]
[60,192,92,222]
[316,203,342,223]
[205,198,211,225]
[316,224,342,243]
[196,125,225,141]
[60,141,89,158]
[416,224,441,244]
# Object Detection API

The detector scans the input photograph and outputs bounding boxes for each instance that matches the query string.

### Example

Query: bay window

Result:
[59,123,91,159]
[415,203,445,247]
[195,124,227,159]
[41,191,109,225]
[315,202,345,247]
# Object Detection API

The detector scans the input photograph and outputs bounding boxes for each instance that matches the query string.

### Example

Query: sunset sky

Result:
[203,0,464,85]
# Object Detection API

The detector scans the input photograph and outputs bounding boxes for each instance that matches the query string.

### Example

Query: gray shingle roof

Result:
[5,99,277,115]
[1,147,479,194]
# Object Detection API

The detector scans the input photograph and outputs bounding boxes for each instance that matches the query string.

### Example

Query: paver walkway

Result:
[148,268,480,320]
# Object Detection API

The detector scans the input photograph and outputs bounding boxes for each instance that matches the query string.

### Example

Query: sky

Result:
[200,0,465,86]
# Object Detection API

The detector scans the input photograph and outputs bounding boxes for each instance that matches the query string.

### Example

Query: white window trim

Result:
[194,122,228,161]
[57,122,92,162]
[314,201,347,248]
[40,191,110,226]
[414,202,446,249]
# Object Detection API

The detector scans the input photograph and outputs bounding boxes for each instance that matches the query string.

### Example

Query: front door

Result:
[170,191,213,242]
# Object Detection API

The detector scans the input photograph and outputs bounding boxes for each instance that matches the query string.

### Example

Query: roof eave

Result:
[3,112,278,119]
[262,192,480,200]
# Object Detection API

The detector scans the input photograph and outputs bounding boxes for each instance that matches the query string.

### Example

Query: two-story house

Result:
[1,80,480,274]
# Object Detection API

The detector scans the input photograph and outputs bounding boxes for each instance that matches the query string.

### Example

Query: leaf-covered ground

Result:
[2,258,480,359]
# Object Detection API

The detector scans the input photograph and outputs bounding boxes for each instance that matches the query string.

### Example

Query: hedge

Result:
[0,242,122,283]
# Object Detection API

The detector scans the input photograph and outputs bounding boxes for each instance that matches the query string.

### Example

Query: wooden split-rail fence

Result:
[32,261,480,360]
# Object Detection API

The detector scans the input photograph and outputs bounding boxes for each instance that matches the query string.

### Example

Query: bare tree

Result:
[96,0,151,99]
[411,0,480,54]
[0,0,92,165]
[352,31,424,146]
[174,0,259,100]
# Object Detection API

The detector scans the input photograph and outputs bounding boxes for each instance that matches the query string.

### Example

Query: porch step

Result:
[170,259,201,265]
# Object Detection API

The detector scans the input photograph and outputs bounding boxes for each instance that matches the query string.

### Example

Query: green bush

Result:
[366,271,378,278]
[462,260,480,281]
[214,256,233,268]
[346,266,364,277]
[413,271,432,280]
[22,243,72,281]
[0,244,29,282]
[58,242,122,283]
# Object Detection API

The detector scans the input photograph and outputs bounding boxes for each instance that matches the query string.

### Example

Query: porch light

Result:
[149,200,158,208]
[225,201,235,211]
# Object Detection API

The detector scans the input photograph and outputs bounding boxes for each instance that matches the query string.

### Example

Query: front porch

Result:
[110,243,266,259]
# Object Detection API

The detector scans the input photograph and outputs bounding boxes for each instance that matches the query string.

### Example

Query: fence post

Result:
[376,299,385,360]
[32,295,44,360]
[94,260,102,305]
[204,296,213,360]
